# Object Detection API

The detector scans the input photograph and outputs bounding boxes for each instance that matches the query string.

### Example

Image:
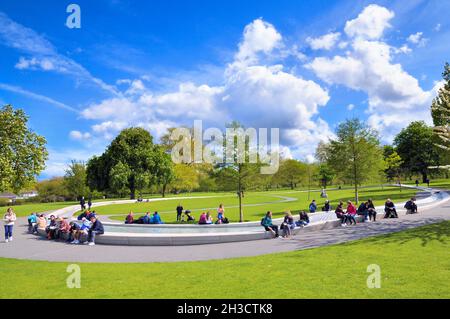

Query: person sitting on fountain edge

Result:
[261,211,279,238]
[87,216,104,246]
[404,197,418,214]
[384,199,398,218]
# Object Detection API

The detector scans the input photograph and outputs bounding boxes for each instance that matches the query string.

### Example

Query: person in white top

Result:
[3,207,17,243]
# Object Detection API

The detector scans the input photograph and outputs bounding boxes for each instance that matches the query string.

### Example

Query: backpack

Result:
[261,218,265,226]
[222,217,229,224]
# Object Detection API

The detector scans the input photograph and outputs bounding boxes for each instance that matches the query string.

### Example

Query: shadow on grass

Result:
[368,220,449,247]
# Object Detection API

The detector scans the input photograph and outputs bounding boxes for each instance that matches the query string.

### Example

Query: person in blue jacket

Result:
[309,200,317,213]
[150,212,164,224]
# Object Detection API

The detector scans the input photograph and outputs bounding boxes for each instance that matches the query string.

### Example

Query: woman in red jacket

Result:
[345,201,357,225]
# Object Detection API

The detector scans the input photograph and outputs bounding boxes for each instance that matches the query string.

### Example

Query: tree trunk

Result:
[422,171,428,183]
[130,188,136,200]
[238,191,243,223]
[162,184,166,198]
[238,164,243,223]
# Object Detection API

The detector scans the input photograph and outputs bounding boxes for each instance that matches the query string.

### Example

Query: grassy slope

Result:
[105,186,417,223]
[0,221,448,299]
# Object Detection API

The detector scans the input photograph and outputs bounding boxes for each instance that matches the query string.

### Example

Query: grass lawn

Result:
[2,202,79,217]
[103,186,418,223]
[0,221,448,299]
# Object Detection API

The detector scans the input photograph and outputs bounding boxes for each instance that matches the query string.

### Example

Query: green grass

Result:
[0,221,449,299]
[404,178,450,190]
[103,186,418,223]
[2,202,79,217]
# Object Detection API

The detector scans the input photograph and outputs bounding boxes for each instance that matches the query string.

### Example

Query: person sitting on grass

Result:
[309,200,317,213]
[27,213,38,233]
[296,211,310,227]
[281,211,295,238]
[384,199,398,218]
[55,217,71,240]
[142,212,152,224]
[345,201,357,225]
[46,215,58,240]
[150,212,164,224]
[125,211,134,224]
[367,199,377,221]
[404,197,418,214]
[357,201,369,221]
[261,211,279,238]
[205,212,213,224]
[71,217,91,244]
[198,212,207,225]
[87,216,104,246]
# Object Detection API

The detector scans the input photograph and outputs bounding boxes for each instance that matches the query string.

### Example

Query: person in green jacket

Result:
[261,211,279,238]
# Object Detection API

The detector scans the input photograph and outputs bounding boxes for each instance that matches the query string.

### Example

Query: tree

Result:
[86,128,172,199]
[0,105,48,193]
[35,177,69,202]
[314,163,335,189]
[109,161,131,198]
[171,164,200,193]
[64,160,88,200]
[273,159,307,189]
[218,122,264,222]
[154,148,175,197]
[431,62,450,161]
[384,150,403,189]
[394,121,440,183]
[324,119,384,203]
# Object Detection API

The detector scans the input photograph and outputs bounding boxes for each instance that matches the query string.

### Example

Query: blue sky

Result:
[0,0,449,179]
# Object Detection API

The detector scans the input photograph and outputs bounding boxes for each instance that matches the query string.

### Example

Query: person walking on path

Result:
[80,196,86,211]
[3,208,16,243]
[176,204,183,222]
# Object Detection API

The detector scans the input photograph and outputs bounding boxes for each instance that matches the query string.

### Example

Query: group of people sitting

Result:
[261,210,310,239]
[261,196,420,238]
[198,204,230,225]
[125,211,164,224]
[27,210,104,246]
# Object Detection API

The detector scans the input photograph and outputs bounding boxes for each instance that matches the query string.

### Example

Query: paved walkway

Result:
[1,193,448,263]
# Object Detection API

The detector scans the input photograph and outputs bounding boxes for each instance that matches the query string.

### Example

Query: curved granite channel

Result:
[39,185,448,246]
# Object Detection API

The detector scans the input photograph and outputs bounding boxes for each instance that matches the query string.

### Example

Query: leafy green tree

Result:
[64,160,88,200]
[394,121,440,183]
[384,151,403,182]
[0,105,48,193]
[171,164,200,193]
[155,149,175,197]
[431,63,450,163]
[314,163,335,189]
[35,177,69,201]
[86,128,172,199]
[109,161,131,198]
[325,119,384,203]
[273,159,307,189]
